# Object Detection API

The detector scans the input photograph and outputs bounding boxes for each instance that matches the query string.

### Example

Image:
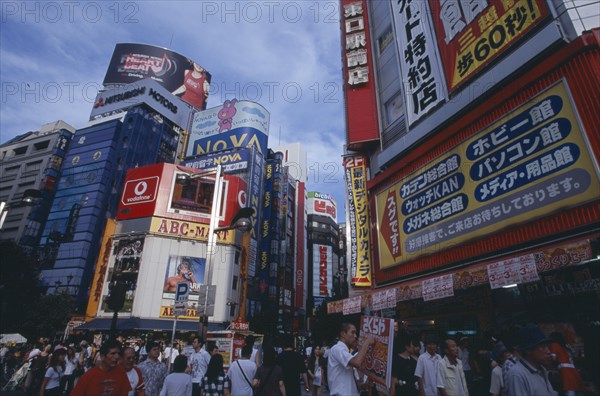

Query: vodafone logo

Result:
[122,176,159,206]
[134,181,148,195]
[238,190,247,207]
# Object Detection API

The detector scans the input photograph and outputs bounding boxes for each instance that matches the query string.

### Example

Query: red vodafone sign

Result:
[121,176,159,206]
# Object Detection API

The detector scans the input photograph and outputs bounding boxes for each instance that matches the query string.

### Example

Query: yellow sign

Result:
[345,156,372,286]
[376,81,599,268]
[85,219,116,321]
[149,217,236,244]
[160,305,200,320]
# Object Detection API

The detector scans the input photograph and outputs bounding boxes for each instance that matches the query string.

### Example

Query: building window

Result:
[232,275,238,290]
[378,26,394,55]
[13,147,27,156]
[33,140,50,151]
[385,93,404,127]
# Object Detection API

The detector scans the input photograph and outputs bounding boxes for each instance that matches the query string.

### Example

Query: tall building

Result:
[306,192,339,327]
[338,0,600,345]
[0,120,75,249]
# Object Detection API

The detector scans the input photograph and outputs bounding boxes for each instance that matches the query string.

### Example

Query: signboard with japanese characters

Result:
[358,316,395,391]
[313,244,333,302]
[428,0,550,93]
[391,0,447,126]
[375,81,600,268]
[344,155,372,286]
[343,1,369,86]
[422,274,455,301]
[343,295,362,315]
[488,253,539,289]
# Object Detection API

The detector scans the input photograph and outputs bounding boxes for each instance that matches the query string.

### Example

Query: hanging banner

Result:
[422,274,454,301]
[375,81,600,268]
[344,155,372,286]
[391,0,446,125]
[488,254,539,289]
[359,315,395,391]
[343,296,362,315]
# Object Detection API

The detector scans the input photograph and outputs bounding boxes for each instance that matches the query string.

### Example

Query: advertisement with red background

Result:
[428,0,550,93]
[340,0,379,149]
[117,163,247,228]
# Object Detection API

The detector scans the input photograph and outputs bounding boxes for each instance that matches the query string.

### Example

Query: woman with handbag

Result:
[307,346,326,396]
[252,346,285,396]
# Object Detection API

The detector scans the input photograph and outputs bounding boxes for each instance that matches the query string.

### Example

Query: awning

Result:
[75,317,226,332]
[0,333,27,344]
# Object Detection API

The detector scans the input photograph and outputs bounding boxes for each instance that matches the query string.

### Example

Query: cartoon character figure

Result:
[218,99,238,133]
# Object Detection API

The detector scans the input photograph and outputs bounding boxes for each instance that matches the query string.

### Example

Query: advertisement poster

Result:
[163,255,205,296]
[359,315,394,392]
[103,43,212,110]
[428,0,550,92]
[376,81,600,268]
[103,237,144,313]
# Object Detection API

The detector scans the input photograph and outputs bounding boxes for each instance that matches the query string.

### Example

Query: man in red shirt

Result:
[71,338,132,396]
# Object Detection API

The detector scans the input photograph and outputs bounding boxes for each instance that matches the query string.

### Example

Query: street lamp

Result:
[175,165,255,339]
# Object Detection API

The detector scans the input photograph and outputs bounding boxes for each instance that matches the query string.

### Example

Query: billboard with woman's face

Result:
[103,43,212,110]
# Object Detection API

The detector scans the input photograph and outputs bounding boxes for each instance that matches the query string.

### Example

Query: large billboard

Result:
[428,0,551,93]
[375,81,600,268]
[307,192,337,222]
[186,100,270,158]
[103,43,212,110]
[163,255,206,295]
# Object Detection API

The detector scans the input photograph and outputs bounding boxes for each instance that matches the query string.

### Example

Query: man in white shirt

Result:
[119,346,145,396]
[227,345,257,396]
[189,337,211,396]
[162,341,179,365]
[415,335,442,396]
[327,322,375,396]
[436,338,468,396]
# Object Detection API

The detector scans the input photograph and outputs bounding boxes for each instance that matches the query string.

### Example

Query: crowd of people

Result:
[0,321,594,396]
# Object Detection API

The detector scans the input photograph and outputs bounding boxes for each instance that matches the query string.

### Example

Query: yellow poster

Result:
[376,81,599,268]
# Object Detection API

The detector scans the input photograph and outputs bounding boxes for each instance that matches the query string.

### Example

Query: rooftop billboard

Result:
[103,43,212,110]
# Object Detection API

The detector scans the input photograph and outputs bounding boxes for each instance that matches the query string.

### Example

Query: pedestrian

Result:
[458,337,474,390]
[138,341,168,396]
[490,342,509,396]
[160,354,192,396]
[506,324,557,396]
[119,346,145,396]
[327,322,375,396]
[61,346,80,396]
[40,347,67,396]
[70,339,132,395]
[200,353,230,396]
[162,342,179,366]
[277,337,309,395]
[189,338,211,396]
[307,345,326,396]
[436,338,469,396]
[253,345,285,396]
[390,333,419,396]
[549,332,584,396]
[415,335,442,396]
[226,344,256,396]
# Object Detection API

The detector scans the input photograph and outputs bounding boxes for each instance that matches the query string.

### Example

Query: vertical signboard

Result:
[391,0,447,126]
[359,315,394,391]
[257,161,274,300]
[375,81,600,268]
[344,155,372,286]
[295,182,306,309]
[341,0,380,147]
[312,244,333,309]
[428,0,551,92]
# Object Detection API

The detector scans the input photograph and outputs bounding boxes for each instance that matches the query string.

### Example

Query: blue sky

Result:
[0,1,349,220]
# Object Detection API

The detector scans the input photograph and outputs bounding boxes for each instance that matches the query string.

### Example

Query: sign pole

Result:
[168,314,177,372]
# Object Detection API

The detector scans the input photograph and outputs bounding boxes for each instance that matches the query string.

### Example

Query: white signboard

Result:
[391,0,446,126]
[343,295,362,315]
[422,274,454,301]
[488,254,539,289]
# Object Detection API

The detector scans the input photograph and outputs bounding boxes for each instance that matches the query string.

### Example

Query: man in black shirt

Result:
[277,338,309,396]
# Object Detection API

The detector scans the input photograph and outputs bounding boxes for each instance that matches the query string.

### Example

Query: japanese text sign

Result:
[391,0,447,125]
[375,81,600,268]
[428,0,550,92]
[488,253,539,288]
[359,316,394,390]
[422,274,455,301]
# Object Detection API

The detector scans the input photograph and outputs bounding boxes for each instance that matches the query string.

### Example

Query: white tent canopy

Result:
[0,333,27,344]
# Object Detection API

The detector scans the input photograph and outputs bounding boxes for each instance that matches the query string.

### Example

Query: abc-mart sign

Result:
[90,79,193,130]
